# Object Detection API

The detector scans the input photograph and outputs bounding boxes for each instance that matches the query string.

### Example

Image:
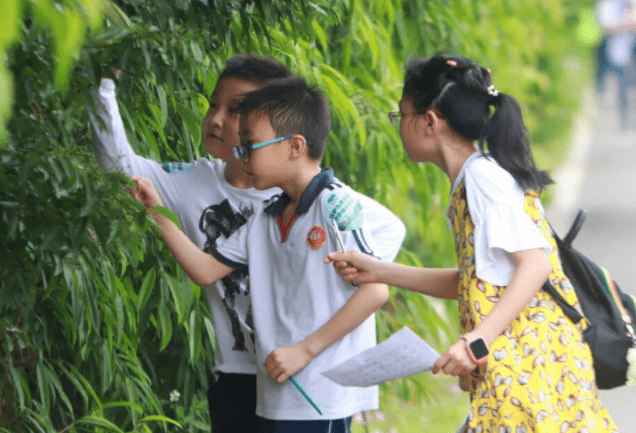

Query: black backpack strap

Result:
[541,280,584,323]
[541,209,587,324]
[562,209,587,247]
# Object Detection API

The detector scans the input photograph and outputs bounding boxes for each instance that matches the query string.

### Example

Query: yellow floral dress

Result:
[448,180,618,433]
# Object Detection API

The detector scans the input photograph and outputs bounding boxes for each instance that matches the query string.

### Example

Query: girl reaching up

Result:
[326,54,617,433]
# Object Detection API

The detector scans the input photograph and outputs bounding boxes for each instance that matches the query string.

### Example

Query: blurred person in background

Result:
[597,38,610,92]
[596,0,636,128]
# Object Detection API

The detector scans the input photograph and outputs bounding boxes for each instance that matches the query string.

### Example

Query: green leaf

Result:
[203,316,216,349]
[59,362,102,408]
[190,40,203,63]
[152,205,182,229]
[165,273,185,322]
[101,341,114,389]
[76,415,126,433]
[0,0,20,47]
[36,363,50,411]
[8,361,25,408]
[115,290,125,345]
[137,269,157,313]
[157,304,173,351]
[140,415,182,427]
[102,400,144,413]
[157,85,168,128]
[175,103,203,145]
[43,362,74,415]
[188,310,199,362]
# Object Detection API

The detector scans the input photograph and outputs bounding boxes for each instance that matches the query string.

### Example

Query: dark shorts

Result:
[207,372,258,433]
[258,416,353,433]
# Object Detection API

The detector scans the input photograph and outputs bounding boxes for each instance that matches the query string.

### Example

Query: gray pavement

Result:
[546,79,636,433]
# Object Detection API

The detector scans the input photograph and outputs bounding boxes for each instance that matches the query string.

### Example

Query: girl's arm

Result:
[325,251,459,300]
[130,176,234,286]
[263,282,389,383]
[432,247,551,376]
[467,248,551,345]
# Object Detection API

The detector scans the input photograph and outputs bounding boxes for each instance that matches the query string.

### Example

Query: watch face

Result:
[469,338,489,359]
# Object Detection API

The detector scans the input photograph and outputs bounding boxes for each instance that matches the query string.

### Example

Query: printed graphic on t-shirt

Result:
[162,162,195,174]
[199,199,255,351]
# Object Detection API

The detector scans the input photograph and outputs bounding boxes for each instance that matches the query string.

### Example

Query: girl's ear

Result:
[425,110,442,133]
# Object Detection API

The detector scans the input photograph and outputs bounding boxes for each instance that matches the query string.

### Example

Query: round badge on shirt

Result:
[307,225,327,249]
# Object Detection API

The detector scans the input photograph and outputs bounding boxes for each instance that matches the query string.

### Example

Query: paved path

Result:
[546,81,636,433]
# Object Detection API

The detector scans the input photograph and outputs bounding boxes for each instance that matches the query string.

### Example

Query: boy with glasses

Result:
[130,76,405,432]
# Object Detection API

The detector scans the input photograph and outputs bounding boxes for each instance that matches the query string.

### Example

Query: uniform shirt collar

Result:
[264,168,334,216]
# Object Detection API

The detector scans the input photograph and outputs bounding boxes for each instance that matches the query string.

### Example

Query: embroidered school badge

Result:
[306,225,327,249]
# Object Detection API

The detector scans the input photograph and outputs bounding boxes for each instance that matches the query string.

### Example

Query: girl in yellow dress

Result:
[326,54,618,432]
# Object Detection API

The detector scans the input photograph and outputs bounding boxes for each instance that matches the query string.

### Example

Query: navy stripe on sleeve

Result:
[352,229,374,256]
[356,228,375,253]
[210,248,249,273]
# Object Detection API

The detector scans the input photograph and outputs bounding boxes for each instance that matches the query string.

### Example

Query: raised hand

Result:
[129,175,163,209]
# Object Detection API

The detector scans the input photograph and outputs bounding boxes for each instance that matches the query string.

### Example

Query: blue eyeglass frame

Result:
[232,134,314,161]
[233,135,292,161]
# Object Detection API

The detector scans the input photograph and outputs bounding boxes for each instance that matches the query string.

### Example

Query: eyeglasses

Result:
[388,110,420,126]
[233,135,315,160]
[388,110,403,126]
[233,135,293,160]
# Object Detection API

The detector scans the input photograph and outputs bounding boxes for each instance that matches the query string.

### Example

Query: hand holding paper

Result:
[322,327,440,387]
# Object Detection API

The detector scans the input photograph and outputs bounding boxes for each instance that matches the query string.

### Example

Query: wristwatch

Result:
[461,336,489,365]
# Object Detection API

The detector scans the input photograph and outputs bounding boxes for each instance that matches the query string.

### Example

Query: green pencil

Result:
[289,376,323,415]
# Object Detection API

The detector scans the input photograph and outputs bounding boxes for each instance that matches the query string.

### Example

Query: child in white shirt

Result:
[130,76,405,432]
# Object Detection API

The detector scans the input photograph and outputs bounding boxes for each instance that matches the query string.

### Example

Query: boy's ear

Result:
[288,135,308,159]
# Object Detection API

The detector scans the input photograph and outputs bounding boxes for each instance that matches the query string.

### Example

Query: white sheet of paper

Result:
[322,327,441,387]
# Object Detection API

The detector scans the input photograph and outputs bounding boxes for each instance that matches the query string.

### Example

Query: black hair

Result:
[219,54,292,84]
[403,54,553,191]
[238,77,331,161]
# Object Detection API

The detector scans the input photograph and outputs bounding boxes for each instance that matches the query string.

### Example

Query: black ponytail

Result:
[403,54,553,191]
[479,94,552,191]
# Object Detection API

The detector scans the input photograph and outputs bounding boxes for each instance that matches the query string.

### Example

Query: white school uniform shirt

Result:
[212,169,406,420]
[448,152,551,287]
[89,78,281,374]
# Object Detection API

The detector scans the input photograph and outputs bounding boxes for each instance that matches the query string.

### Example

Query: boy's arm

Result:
[130,176,234,286]
[88,78,189,214]
[263,282,388,383]
[89,78,143,175]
